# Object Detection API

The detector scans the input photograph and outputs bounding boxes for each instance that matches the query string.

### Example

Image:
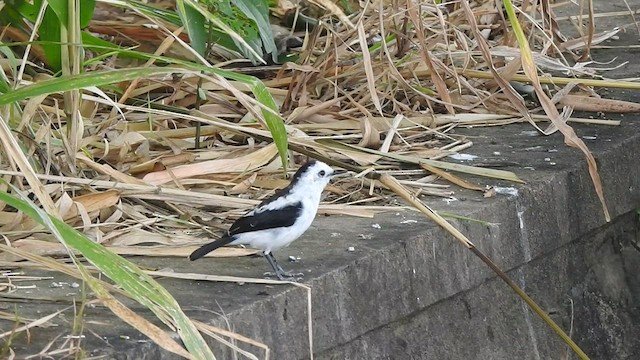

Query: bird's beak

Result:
[331,169,348,178]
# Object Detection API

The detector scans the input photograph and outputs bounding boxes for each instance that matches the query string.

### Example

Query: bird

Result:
[189,160,345,280]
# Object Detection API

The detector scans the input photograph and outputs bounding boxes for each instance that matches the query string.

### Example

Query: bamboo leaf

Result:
[176,0,207,57]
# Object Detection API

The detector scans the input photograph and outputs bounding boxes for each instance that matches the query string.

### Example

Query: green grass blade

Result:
[0,187,215,359]
[0,46,16,92]
[243,77,289,172]
[502,0,535,72]
[0,62,288,172]
[176,0,207,57]
[0,67,187,103]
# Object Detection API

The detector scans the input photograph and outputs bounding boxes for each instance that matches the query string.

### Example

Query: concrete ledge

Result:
[320,211,640,359]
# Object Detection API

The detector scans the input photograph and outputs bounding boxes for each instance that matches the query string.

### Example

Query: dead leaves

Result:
[143,143,279,185]
[0,0,632,260]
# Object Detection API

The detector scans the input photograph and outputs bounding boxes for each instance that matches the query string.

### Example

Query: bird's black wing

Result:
[228,202,303,236]
[189,201,303,261]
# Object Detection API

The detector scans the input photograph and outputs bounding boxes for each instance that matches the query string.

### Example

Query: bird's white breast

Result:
[230,182,323,254]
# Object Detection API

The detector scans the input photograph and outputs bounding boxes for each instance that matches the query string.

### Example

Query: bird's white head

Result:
[289,160,342,193]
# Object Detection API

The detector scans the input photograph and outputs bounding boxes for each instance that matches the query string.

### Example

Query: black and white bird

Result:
[189,160,344,280]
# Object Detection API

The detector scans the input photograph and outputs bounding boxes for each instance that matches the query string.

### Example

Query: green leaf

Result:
[79,0,95,28]
[46,0,67,23]
[1,0,38,24]
[28,0,95,70]
[39,5,63,71]
[176,0,207,57]
[232,0,277,62]
[109,0,262,62]
[250,79,289,171]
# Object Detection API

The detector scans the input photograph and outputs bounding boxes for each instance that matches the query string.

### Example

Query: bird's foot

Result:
[263,271,304,282]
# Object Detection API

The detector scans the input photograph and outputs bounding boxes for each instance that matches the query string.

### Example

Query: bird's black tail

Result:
[189,236,234,261]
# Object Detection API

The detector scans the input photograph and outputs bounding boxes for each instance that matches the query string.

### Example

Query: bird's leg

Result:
[263,252,303,280]
[264,252,285,280]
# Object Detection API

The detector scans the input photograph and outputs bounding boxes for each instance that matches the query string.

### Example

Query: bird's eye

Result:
[318,170,326,177]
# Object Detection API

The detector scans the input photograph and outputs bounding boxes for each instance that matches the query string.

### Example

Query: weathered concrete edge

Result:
[317,211,640,359]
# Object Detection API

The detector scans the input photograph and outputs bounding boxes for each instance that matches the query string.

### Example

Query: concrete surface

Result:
[2,2,640,359]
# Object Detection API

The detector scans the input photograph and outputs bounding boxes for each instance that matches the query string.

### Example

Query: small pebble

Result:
[494,187,519,196]
[448,153,478,161]
[400,219,418,224]
[521,130,539,137]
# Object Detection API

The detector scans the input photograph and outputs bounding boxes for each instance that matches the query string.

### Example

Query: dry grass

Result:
[2,1,636,256]
[0,0,638,358]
